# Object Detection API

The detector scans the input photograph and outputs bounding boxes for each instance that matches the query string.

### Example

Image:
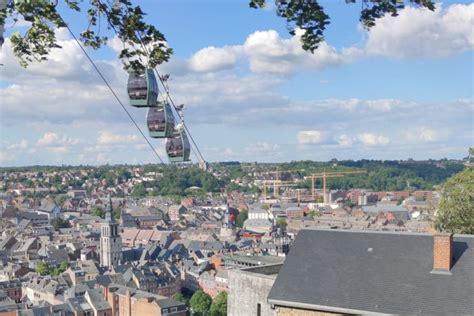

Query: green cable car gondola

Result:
[127,69,158,107]
[166,128,191,163]
[146,102,175,138]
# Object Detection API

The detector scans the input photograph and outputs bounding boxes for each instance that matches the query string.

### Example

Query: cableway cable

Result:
[62,22,165,164]
[95,0,207,165]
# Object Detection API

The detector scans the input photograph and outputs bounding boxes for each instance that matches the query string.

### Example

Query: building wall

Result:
[276,307,343,316]
[228,265,281,316]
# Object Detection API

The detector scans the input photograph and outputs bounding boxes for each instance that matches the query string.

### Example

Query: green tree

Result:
[36,261,49,276]
[436,168,474,234]
[343,200,356,209]
[131,184,147,198]
[36,261,68,276]
[51,261,68,276]
[52,217,71,229]
[210,291,227,316]
[3,1,435,71]
[172,292,189,307]
[190,290,212,316]
[276,218,287,227]
[397,196,405,205]
[91,206,105,219]
[235,210,248,228]
[54,194,67,206]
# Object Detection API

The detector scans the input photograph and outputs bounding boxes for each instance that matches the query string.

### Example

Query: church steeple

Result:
[105,195,115,223]
[100,195,122,268]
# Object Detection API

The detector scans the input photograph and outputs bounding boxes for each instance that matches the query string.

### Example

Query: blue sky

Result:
[0,0,473,166]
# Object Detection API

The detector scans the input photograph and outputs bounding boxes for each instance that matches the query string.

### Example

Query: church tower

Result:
[100,196,122,267]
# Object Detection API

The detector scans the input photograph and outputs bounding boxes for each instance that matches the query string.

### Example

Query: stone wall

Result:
[228,264,282,316]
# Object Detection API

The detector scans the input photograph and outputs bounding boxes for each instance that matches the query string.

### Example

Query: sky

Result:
[0,0,473,166]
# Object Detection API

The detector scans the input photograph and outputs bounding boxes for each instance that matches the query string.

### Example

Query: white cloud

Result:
[0,151,14,162]
[97,130,139,146]
[37,132,80,146]
[297,130,325,145]
[242,30,355,74]
[36,132,80,147]
[404,127,443,143]
[180,4,473,76]
[35,132,80,155]
[357,133,390,146]
[189,46,240,73]
[7,139,28,150]
[245,142,281,153]
[223,148,235,159]
[365,4,474,58]
[337,134,353,147]
[365,99,406,112]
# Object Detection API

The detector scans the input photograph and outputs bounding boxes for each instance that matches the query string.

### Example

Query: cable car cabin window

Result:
[127,69,158,107]
[147,107,166,132]
[166,136,184,158]
[127,73,148,100]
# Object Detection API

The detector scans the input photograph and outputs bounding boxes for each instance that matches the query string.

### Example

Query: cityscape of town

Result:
[1,0,473,315]
[0,156,472,315]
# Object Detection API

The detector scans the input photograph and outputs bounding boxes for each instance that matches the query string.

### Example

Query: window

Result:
[171,307,178,313]
[257,303,261,316]
[162,308,169,314]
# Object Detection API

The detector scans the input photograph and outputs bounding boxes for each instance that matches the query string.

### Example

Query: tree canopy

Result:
[36,261,68,276]
[210,291,227,316]
[436,168,474,234]
[2,0,435,72]
[52,217,71,229]
[190,290,212,315]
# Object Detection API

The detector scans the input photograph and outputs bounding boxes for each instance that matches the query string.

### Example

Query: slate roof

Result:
[268,229,474,315]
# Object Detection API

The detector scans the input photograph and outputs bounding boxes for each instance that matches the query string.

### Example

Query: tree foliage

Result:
[190,290,212,315]
[142,167,222,197]
[3,0,435,71]
[2,0,171,72]
[54,194,67,206]
[436,168,474,234]
[172,292,190,307]
[292,160,464,192]
[91,205,105,218]
[52,217,71,229]
[249,0,434,52]
[36,261,68,276]
[131,183,147,198]
[236,210,248,228]
[210,291,227,316]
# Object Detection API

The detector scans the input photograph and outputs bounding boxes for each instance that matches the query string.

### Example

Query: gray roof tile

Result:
[268,229,474,315]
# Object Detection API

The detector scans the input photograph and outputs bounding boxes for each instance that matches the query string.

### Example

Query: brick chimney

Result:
[432,233,453,273]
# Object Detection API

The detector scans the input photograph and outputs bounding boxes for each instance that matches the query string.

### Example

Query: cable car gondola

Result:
[127,68,158,107]
[146,102,175,138]
[166,127,191,163]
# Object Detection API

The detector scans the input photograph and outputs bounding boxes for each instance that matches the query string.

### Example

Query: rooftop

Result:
[268,229,474,315]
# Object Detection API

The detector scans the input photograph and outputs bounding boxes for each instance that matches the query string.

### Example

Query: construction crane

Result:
[261,180,297,199]
[304,170,366,204]
[260,168,305,199]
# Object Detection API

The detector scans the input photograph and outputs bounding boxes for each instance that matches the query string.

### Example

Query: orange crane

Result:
[304,170,366,204]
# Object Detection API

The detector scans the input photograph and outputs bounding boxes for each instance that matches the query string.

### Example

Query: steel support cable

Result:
[153,70,206,165]
[95,0,206,165]
[63,22,165,164]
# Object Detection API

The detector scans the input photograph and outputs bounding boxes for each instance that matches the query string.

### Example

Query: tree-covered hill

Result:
[0,159,466,196]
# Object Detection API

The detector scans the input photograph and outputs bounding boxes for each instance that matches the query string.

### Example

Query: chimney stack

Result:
[432,233,453,273]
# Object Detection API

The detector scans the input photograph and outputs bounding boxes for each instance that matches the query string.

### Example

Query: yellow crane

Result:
[304,170,366,204]
[260,168,304,198]
[261,180,298,198]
